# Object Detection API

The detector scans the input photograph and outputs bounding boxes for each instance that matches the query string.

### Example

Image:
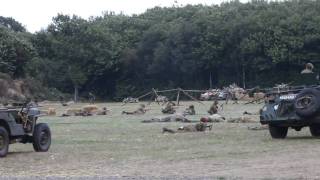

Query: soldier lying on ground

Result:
[227,116,256,123]
[162,122,212,134]
[96,107,109,115]
[200,114,226,123]
[61,110,92,117]
[208,100,219,115]
[162,102,176,114]
[142,113,191,123]
[183,105,196,115]
[122,104,148,115]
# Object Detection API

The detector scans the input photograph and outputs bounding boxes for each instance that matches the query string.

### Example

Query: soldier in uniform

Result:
[295,62,319,86]
[161,102,176,114]
[183,105,196,115]
[88,92,96,104]
[208,100,219,115]
[122,104,147,115]
[301,63,314,74]
[162,122,212,133]
[97,107,109,115]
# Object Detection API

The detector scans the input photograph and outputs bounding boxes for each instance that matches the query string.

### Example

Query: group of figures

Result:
[120,99,260,134]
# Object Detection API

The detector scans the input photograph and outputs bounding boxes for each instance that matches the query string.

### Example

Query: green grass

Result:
[1,101,320,178]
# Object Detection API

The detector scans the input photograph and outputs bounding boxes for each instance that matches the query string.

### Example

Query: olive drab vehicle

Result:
[0,103,51,157]
[260,68,320,139]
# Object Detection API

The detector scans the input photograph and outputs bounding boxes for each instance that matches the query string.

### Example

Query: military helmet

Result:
[306,63,314,70]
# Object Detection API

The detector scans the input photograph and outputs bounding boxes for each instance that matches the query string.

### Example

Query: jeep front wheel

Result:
[0,127,9,157]
[33,123,51,152]
[310,124,320,137]
[269,125,288,139]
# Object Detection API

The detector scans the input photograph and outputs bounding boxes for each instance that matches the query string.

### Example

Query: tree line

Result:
[1,0,320,100]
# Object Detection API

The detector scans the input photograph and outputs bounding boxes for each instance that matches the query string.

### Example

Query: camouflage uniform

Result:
[142,114,190,123]
[97,107,108,115]
[122,104,147,115]
[208,100,219,115]
[162,103,176,114]
[162,122,212,133]
[183,105,196,115]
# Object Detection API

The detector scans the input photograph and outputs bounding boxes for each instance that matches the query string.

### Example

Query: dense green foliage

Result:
[1,0,320,100]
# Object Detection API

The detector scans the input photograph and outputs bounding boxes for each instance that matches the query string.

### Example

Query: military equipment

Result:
[0,103,51,157]
[260,85,320,138]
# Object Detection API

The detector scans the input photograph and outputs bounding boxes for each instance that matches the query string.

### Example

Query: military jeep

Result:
[0,104,51,157]
[260,85,320,139]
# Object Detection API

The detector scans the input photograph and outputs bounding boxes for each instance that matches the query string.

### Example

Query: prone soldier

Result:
[122,104,148,115]
[162,122,212,134]
[183,105,196,115]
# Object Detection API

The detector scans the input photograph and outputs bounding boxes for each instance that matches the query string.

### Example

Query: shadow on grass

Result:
[284,136,318,140]
[7,151,34,156]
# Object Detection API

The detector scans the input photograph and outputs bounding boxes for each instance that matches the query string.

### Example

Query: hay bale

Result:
[82,105,99,113]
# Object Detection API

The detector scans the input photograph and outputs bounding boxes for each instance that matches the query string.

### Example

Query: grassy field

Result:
[1,101,320,179]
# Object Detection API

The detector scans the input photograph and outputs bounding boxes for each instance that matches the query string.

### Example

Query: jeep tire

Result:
[269,125,288,139]
[294,89,320,118]
[0,127,9,157]
[33,123,51,152]
[310,124,320,137]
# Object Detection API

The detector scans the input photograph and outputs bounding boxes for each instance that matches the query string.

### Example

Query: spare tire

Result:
[294,88,320,118]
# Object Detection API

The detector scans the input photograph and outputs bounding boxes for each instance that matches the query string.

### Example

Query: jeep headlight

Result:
[274,104,279,111]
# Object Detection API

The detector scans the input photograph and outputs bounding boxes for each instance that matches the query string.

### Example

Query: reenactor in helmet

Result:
[208,100,219,115]
[183,105,196,115]
[161,102,176,114]
[162,122,212,133]
[301,63,314,74]
[88,92,96,104]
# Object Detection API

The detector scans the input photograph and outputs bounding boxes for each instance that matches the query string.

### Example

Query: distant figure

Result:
[89,92,96,104]
[301,63,314,74]
[183,105,196,115]
[208,100,219,115]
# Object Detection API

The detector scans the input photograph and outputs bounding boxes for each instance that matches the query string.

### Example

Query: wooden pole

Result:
[209,72,212,89]
[176,88,180,105]
[183,89,208,93]
[242,64,246,89]
[74,85,78,103]
[155,89,179,93]
[181,89,204,105]
[137,91,152,100]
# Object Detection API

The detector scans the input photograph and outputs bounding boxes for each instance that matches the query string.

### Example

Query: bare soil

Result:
[0,101,319,179]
